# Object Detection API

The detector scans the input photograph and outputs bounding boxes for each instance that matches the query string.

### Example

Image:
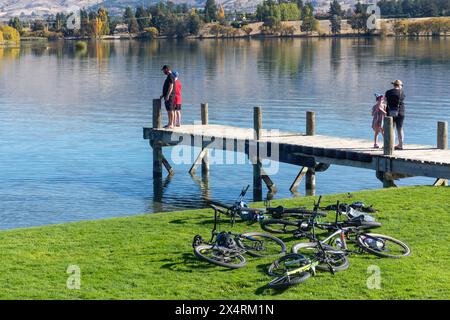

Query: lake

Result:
[0,38,449,229]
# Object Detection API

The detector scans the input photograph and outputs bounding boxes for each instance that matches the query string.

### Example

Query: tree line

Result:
[377,0,450,18]
[256,0,319,34]
[5,0,450,39]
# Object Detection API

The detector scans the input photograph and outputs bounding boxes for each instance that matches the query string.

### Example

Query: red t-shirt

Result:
[174,80,182,105]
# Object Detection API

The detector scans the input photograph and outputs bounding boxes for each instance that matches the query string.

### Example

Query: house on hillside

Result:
[114,23,128,34]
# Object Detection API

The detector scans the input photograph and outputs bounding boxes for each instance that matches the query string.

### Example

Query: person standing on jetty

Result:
[372,93,387,149]
[160,65,176,129]
[385,80,406,150]
[173,71,182,127]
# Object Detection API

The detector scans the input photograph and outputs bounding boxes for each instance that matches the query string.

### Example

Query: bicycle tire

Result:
[194,244,247,269]
[260,219,301,234]
[291,242,349,272]
[267,254,312,289]
[238,232,286,257]
[356,233,411,258]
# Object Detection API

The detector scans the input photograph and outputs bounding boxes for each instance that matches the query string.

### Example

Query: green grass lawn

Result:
[0,186,449,300]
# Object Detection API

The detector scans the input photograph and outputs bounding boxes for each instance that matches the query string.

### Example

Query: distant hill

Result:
[0,0,269,18]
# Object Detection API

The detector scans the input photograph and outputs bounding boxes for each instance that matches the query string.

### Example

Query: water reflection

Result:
[0,38,449,229]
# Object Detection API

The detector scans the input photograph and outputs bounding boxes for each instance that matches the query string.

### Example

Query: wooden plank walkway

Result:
[144,100,449,196]
[144,123,450,179]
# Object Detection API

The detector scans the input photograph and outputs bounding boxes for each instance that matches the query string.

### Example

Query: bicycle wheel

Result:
[356,233,411,258]
[267,254,311,289]
[260,219,301,234]
[194,244,247,269]
[238,232,286,257]
[291,242,349,272]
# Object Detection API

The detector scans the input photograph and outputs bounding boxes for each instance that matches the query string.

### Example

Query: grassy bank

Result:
[0,186,449,300]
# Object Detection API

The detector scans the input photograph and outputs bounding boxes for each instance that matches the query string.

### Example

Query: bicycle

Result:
[208,186,326,225]
[260,196,328,234]
[292,201,411,259]
[267,206,349,289]
[192,203,287,269]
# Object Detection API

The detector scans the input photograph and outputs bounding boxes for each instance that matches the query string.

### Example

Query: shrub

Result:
[280,24,296,36]
[407,21,423,36]
[393,20,408,35]
[0,25,20,43]
[209,24,222,37]
[75,41,87,50]
[144,27,159,39]
[0,30,3,43]
[242,26,253,36]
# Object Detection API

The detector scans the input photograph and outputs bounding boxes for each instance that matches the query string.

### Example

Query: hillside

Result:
[0,0,265,18]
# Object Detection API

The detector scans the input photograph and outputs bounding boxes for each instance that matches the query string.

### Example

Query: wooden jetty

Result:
[144,99,449,200]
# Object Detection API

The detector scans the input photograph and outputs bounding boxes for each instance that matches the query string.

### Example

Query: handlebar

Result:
[239,185,250,199]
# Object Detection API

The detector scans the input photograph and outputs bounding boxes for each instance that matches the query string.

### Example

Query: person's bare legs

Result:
[396,126,404,149]
[373,128,383,148]
[164,110,171,128]
[169,111,175,128]
[176,110,181,126]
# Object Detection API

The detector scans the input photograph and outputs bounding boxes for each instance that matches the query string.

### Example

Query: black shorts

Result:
[175,104,182,111]
[164,98,175,111]
[392,114,405,129]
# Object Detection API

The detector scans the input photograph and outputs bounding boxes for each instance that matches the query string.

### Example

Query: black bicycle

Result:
[192,203,287,269]
[267,207,348,289]
[260,196,328,234]
[208,186,325,224]
[292,201,411,259]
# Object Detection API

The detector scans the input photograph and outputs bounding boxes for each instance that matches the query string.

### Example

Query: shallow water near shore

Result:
[0,38,449,229]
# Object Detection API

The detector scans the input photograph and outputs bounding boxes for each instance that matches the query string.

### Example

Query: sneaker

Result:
[373,144,380,149]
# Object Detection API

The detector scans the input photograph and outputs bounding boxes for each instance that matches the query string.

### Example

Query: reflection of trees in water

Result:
[375,38,450,67]
[201,39,227,82]
[349,37,377,70]
[330,38,341,74]
[0,47,20,61]
[256,38,317,80]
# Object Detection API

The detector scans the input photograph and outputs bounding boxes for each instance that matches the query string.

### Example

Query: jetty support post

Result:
[189,103,210,175]
[383,116,394,156]
[376,116,397,188]
[151,99,164,202]
[201,103,209,176]
[253,106,263,201]
[289,167,308,193]
[305,111,316,195]
[151,98,174,176]
[434,121,448,186]
[306,111,315,136]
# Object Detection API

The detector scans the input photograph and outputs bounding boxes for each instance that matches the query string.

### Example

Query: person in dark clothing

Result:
[385,79,406,150]
[160,65,176,128]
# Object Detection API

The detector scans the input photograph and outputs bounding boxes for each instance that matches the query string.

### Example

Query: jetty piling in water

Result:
[144,100,450,201]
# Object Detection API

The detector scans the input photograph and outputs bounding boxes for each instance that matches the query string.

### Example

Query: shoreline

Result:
[14,33,450,44]
[0,186,448,299]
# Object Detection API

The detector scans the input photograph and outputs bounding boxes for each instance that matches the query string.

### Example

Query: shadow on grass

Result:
[160,253,235,273]
[253,262,290,296]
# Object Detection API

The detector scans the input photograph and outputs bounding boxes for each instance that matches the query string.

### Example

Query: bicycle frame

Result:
[285,258,319,277]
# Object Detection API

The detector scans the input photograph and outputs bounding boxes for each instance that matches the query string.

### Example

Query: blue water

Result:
[0,38,449,229]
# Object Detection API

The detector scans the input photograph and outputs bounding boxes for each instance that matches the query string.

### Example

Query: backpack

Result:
[388,90,403,118]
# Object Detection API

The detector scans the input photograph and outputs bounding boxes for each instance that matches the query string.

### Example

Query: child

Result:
[172,71,182,127]
[372,93,387,148]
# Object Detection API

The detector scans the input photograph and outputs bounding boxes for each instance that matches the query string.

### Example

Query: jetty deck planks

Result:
[144,124,450,180]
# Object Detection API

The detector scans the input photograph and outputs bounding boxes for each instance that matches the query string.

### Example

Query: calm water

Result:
[1,38,449,229]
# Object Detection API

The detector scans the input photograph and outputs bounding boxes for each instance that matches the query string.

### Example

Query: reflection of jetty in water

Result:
[145,99,450,204]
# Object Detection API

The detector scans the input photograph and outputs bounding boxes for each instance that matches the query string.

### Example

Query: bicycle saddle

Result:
[267,205,285,215]
[344,216,381,229]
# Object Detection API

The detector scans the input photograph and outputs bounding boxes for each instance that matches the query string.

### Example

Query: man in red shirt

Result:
[173,71,182,127]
